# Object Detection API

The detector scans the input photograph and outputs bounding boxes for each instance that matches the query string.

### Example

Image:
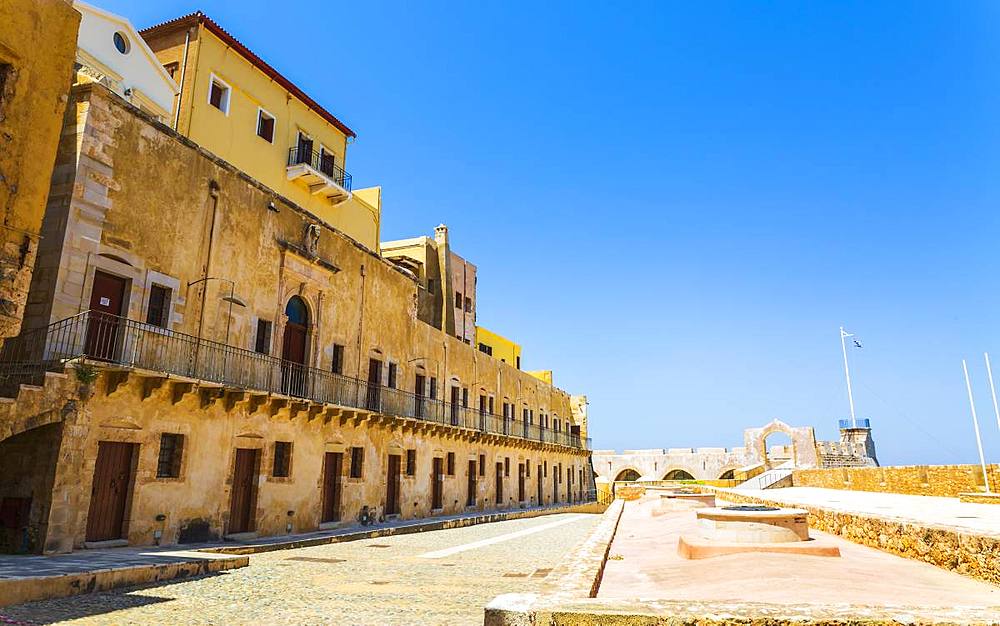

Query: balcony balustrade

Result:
[286,147,352,203]
[0,311,590,451]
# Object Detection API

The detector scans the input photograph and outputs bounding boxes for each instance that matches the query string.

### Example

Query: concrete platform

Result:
[677,534,841,559]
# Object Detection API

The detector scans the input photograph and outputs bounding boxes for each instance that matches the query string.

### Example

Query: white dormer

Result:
[73,1,178,121]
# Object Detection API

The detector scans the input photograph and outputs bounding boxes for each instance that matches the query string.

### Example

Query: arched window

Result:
[285,296,308,326]
[719,469,735,480]
[663,469,694,480]
[614,468,640,482]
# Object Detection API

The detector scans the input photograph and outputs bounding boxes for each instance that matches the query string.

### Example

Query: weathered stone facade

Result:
[793,464,999,497]
[2,82,592,554]
[0,0,80,342]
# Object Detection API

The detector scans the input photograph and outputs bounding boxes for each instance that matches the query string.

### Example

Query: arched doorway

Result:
[662,469,694,481]
[762,431,794,469]
[614,468,640,482]
[281,296,309,396]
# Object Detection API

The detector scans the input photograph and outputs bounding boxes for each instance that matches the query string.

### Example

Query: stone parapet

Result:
[793,464,999,497]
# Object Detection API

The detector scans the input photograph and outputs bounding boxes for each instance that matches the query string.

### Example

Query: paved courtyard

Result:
[0,512,600,625]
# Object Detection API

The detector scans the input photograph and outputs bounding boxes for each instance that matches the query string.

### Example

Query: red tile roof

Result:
[140,11,356,138]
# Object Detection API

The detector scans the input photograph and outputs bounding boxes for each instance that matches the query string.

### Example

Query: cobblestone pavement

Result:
[0,513,600,626]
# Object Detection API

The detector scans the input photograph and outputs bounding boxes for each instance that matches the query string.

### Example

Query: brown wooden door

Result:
[553,471,559,504]
[366,358,382,411]
[86,441,137,542]
[321,452,343,523]
[518,463,525,502]
[414,374,425,417]
[85,271,127,361]
[280,322,307,397]
[466,460,477,506]
[431,457,443,510]
[537,465,543,505]
[386,454,401,515]
[495,462,504,505]
[229,448,260,534]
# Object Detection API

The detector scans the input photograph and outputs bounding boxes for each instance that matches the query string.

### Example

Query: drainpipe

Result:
[193,181,220,343]
[172,27,192,131]
[355,263,366,380]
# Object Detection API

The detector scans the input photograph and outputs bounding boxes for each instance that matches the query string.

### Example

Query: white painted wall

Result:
[74,1,177,118]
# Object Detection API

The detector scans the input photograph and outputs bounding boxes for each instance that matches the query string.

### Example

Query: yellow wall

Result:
[143,23,380,251]
[476,326,522,368]
[527,370,553,385]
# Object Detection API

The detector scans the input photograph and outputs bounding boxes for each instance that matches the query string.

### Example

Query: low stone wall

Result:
[704,487,1000,587]
[793,464,1000,497]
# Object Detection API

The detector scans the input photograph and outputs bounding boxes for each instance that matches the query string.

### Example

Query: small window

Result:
[446,452,455,476]
[464,297,472,313]
[208,75,230,113]
[256,109,275,142]
[461,387,468,408]
[113,31,130,55]
[387,362,397,389]
[255,320,272,355]
[429,377,437,400]
[478,343,492,356]
[272,441,292,478]
[478,454,485,476]
[526,463,530,478]
[331,344,344,374]
[146,285,170,328]
[544,461,547,477]
[454,292,462,308]
[350,446,364,478]
[156,433,184,478]
[164,62,179,79]
[504,457,510,478]
[516,356,521,370]
[406,449,416,476]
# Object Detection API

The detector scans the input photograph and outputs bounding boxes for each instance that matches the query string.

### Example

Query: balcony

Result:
[0,311,590,451]
[286,147,352,204]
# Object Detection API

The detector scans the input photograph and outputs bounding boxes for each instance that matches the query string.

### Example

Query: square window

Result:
[331,344,344,375]
[272,441,292,478]
[350,446,364,478]
[208,75,230,113]
[255,320,272,355]
[257,109,275,142]
[146,284,170,328]
[446,452,455,476]
[406,449,416,476]
[156,433,184,478]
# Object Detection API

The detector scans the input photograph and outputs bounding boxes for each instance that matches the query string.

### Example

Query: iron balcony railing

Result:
[0,311,590,450]
[287,147,353,191]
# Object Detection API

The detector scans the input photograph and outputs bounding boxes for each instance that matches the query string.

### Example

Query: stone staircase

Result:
[0,368,80,442]
[736,461,795,490]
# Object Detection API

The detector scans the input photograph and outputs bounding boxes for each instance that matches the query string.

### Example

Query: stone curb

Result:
[702,487,1000,586]
[0,554,248,609]
[200,501,607,556]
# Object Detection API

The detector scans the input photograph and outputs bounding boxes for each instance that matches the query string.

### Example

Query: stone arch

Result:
[743,419,819,468]
[662,468,695,480]
[614,468,641,482]
[718,468,736,480]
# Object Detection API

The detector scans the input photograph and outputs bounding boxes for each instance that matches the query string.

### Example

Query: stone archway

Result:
[743,419,819,468]
[614,468,641,482]
[662,469,695,480]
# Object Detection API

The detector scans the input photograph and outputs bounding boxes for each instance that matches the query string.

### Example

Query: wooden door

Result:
[297,133,313,163]
[414,374,425,417]
[366,358,382,411]
[518,463,525,502]
[85,441,137,542]
[85,271,127,361]
[449,386,460,426]
[553,471,559,504]
[229,448,260,534]
[495,462,504,505]
[386,454,401,515]
[537,465,543,505]
[431,457,443,510]
[320,452,343,523]
[280,322,307,396]
[466,460,477,506]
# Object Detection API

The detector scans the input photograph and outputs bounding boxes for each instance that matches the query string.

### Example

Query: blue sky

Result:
[113,1,1000,465]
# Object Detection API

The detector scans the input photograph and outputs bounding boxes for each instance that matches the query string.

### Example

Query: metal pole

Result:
[225,280,234,345]
[840,326,857,428]
[963,359,991,494]
[985,352,1000,434]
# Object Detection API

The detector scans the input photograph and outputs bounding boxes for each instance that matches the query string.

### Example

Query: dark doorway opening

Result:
[229,448,261,534]
[86,441,138,542]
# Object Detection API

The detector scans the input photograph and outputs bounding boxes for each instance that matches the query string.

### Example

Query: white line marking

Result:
[418,514,590,559]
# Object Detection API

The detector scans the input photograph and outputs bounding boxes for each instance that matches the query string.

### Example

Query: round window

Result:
[113,31,130,54]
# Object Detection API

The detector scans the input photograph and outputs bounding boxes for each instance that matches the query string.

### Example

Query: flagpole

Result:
[963,359,991,494]
[985,352,1000,434]
[840,326,857,428]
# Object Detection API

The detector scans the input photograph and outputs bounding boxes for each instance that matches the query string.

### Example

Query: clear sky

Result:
[109,1,1000,465]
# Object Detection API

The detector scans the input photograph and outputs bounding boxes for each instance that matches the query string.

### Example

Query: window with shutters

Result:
[387,362,397,388]
[350,446,364,478]
[272,441,292,478]
[146,285,170,328]
[156,433,184,478]
[504,457,509,477]
[255,319,272,355]
[429,377,437,400]
[446,452,455,476]
[479,454,485,476]
[331,343,344,374]
[406,449,416,476]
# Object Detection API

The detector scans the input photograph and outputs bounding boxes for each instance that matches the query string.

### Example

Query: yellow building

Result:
[0,0,81,342]
[139,12,381,251]
[476,326,522,369]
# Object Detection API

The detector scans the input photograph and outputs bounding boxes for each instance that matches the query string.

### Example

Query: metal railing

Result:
[287,147,352,191]
[0,311,589,450]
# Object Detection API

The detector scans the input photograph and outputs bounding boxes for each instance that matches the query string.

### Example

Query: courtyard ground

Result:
[0,512,601,625]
